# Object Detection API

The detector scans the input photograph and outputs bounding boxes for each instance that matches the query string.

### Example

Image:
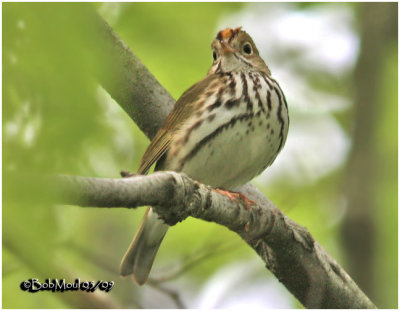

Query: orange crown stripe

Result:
[217,26,242,41]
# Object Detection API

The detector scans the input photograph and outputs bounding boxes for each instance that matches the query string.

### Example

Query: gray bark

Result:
[91,12,175,139]
[56,172,376,308]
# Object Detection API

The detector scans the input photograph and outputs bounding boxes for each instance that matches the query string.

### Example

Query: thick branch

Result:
[90,12,175,139]
[57,173,376,309]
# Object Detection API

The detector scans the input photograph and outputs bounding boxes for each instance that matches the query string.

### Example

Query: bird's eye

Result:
[243,43,252,55]
[212,51,217,61]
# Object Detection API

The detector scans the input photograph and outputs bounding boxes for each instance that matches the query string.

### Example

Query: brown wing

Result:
[137,74,219,175]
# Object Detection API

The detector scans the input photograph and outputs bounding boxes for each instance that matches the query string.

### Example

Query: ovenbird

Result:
[120,27,289,284]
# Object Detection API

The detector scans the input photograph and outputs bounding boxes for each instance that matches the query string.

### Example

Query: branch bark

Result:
[56,172,376,309]
[65,10,377,309]
[90,11,175,139]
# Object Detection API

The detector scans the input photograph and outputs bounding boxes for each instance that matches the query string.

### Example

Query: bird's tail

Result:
[120,207,169,285]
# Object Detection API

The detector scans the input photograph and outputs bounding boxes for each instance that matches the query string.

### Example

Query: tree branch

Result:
[67,11,377,308]
[56,172,376,309]
[90,11,175,139]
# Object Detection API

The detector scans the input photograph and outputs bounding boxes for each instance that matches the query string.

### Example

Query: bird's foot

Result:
[213,189,256,210]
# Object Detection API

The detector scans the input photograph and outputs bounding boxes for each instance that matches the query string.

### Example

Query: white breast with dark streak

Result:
[168,71,289,190]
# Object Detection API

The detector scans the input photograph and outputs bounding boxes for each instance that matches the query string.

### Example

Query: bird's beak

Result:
[220,41,235,55]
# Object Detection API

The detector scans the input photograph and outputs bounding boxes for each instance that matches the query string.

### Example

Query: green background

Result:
[3,2,397,308]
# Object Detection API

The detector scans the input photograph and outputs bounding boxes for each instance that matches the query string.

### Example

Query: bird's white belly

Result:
[173,110,282,189]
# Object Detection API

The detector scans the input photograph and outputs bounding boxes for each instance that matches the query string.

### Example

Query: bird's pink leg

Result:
[213,189,256,210]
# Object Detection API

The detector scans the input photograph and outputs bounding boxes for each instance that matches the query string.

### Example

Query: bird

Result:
[120,27,289,285]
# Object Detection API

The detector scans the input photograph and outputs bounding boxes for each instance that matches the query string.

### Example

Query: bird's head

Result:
[208,27,271,75]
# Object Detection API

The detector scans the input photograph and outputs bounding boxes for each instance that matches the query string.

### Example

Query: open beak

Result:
[220,41,235,55]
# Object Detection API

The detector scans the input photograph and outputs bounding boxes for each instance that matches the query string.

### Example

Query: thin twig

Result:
[146,279,186,309]
[150,241,238,283]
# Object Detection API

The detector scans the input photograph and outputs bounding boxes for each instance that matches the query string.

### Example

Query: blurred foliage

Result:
[2,2,397,308]
[371,41,397,308]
